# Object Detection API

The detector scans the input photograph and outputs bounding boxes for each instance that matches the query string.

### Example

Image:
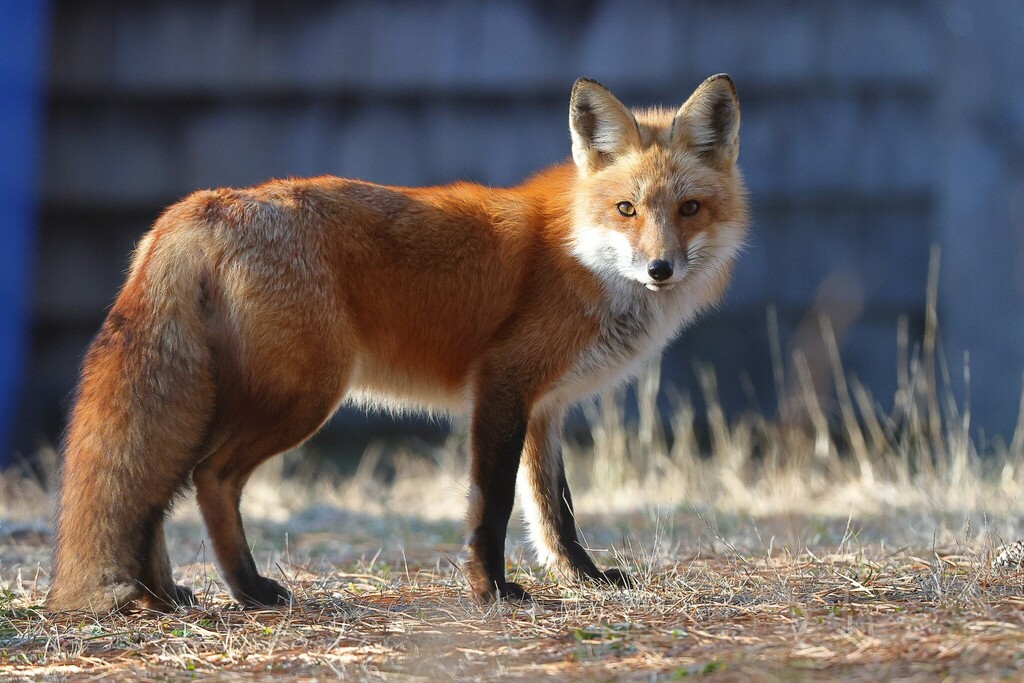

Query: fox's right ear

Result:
[569,78,640,172]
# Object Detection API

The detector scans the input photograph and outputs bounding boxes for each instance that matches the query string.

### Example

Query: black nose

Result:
[647,260,673,282]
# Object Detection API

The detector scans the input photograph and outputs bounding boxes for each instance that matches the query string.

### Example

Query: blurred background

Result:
[2,0,1023,469]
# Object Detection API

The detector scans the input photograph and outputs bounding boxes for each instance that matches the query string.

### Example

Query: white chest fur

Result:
[540,280,710,412]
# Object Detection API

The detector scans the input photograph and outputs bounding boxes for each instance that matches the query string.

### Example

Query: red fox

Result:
[47,75,748,612]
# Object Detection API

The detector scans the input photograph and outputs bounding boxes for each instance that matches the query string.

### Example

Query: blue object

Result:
[0,1,49,468]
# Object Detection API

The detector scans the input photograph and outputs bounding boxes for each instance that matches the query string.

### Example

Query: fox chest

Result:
[550,295,682,405]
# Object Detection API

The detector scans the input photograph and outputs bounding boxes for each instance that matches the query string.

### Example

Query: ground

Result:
[4,506,1024,681]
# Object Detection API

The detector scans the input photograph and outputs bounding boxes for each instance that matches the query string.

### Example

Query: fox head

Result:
[568,75,749,295]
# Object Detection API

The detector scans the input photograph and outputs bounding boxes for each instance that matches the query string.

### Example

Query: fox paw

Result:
[473,579,532,604]
[140,584,198,611]
[497,581,532,603]
[237,576,291,608]
[597,567,635,589]
[172,585,198,607]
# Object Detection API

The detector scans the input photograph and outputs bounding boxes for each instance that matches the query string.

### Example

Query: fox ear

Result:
[672,74,740,168]
[569,78,640,171]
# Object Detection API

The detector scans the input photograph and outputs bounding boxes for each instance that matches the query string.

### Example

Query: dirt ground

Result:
[4,507,1024,681]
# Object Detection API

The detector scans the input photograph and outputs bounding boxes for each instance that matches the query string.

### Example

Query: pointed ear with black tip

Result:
[671,74,740,169]
[569,78,641,172]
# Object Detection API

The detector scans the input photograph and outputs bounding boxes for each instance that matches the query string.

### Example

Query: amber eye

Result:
[616,201,636,217]
[680,200,701,217]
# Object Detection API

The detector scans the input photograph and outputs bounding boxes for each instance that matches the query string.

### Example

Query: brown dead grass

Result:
[4,512,1024,681]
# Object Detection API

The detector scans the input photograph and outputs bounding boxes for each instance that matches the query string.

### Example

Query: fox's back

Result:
[183,175,563,411]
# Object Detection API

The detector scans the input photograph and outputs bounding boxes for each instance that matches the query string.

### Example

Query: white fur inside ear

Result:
[570,83,639,169]
[677,103,719,150]
[673,79,739,166]
[589,102,632,154]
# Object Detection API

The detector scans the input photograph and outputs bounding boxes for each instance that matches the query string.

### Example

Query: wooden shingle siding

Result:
[23,0,1022,448]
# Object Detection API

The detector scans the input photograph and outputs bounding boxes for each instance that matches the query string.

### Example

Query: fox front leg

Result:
[520,408,633,587]
[465,387,531,602]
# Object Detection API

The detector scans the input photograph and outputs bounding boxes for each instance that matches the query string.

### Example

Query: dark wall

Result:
[17,0,1024,454]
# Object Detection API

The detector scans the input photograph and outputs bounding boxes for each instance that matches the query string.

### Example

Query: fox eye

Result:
[680,200,701,217]
[616,201,636,217]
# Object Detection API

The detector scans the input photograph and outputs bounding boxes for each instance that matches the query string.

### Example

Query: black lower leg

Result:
[555,464,633,587]
[223,504,290,607]
[194,467,290,608]
[553,463,602,577]
[139,522,196,609]
[466,395,529,602]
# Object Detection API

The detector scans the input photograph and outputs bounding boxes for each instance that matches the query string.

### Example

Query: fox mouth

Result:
[644,282,677,292]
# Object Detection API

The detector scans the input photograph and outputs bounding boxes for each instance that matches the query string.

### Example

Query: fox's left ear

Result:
[672,74,740,169]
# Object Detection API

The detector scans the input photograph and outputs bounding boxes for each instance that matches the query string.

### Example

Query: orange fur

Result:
[48,75,749,612]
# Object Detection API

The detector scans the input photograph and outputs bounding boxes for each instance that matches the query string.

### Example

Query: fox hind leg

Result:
[193,384,347,608]
[193,455,291,607]
[137,523,197,610]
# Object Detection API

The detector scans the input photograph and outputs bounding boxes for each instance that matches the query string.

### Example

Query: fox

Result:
[46,74,748,612]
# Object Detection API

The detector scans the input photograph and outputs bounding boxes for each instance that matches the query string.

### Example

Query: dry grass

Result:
[5,254,1024,680]
[4,515,1024,681]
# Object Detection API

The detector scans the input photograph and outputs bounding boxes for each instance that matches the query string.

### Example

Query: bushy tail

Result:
[48,214,218,612]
